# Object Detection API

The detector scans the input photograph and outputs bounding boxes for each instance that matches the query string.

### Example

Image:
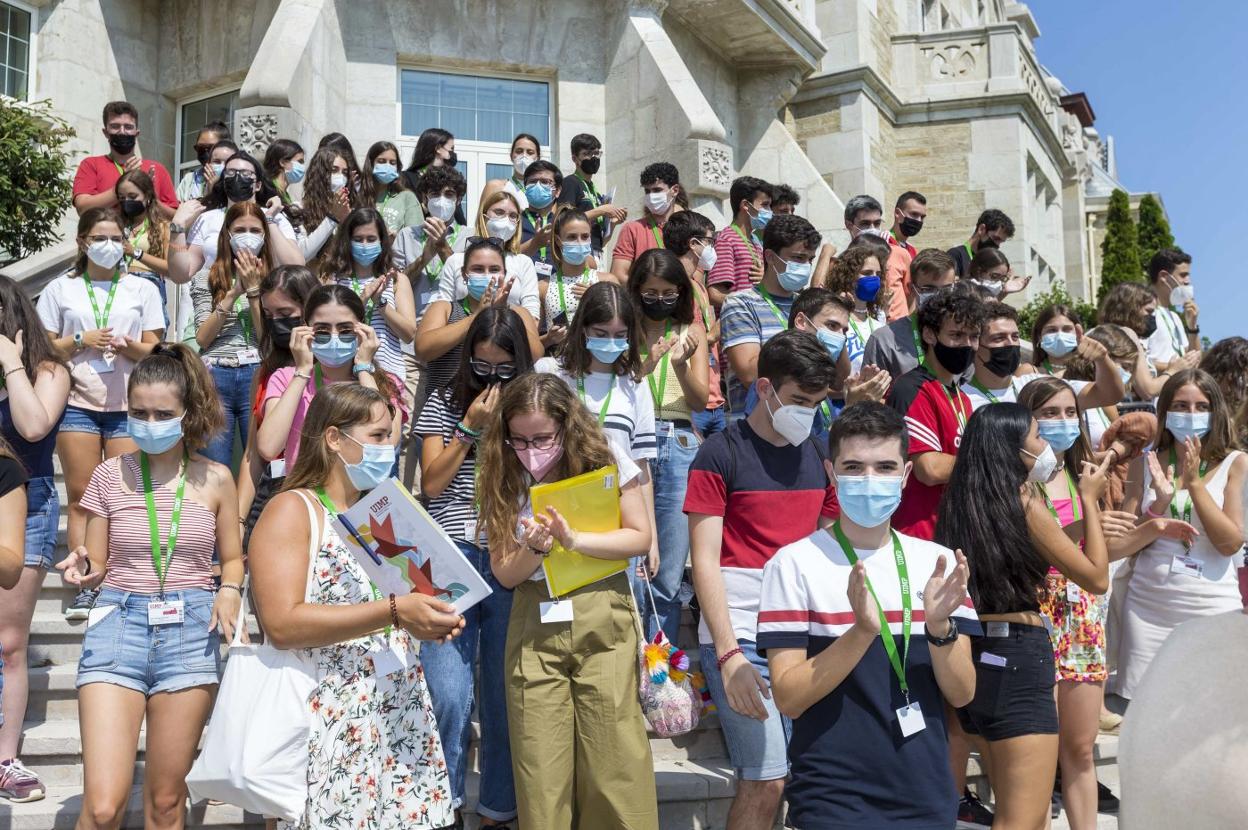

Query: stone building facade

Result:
[4,0,1161,306]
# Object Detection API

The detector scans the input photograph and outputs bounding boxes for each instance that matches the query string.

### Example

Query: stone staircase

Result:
[4,472,1121,829]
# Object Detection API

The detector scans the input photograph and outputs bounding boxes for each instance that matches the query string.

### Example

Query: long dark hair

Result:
[451,307,535,412]
[262,138,304,180]
[258,264,320,382]
[302,146,358,233]
[318,207,394,281]
[73,207,124,274]
[302,284,397,404]
[0,275,69,384]
[361,140,408,206]
[935,403,1047,611]
[406,127,453,172]
[202,151,280,210]
[559,281,642,381]
[1155,368,1237,463]
[114,170,169,259]
[626,248,695,326]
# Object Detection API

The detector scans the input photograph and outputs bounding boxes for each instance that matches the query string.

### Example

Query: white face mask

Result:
[229,232,265,256]
[1170,283,1195,308]
[971,278,1004,297]
[427,195,456,223]
[696,241,717,272]
[646,190,672,215]
[330,173,348,191]
[765,387,817,446]
[486,215,517,242]
[86,239,125,269]
[1024,442,1058,483]
[513,155,534,175]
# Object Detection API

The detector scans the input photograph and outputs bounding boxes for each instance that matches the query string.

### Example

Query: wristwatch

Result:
[73,331,84,351]
[352,362,375,375]
[925,617,959,647]
[169,222,186,235]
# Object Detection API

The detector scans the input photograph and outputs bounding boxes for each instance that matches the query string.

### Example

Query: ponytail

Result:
[128,343,225,452]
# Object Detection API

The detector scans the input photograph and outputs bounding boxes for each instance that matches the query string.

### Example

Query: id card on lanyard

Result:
[141,452,189,625]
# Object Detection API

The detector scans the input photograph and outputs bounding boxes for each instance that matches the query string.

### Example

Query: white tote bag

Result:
[187,493,323,820]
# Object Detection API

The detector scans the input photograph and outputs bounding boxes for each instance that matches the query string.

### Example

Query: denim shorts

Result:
[77,587,222,695]
[956,621,1059,741]
[23,475,59,569]
[60,405,130,439]
[699,639,791,780]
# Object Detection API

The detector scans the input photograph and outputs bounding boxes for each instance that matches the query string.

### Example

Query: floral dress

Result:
[280,492,453,830]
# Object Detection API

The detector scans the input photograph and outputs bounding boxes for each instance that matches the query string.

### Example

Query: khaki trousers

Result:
[505,572,659,830]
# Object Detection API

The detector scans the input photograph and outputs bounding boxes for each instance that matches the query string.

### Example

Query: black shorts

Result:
[957,621,1058,741]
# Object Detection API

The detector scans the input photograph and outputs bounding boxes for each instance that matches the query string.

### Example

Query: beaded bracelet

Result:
[716,646,744,669]
[389,593,400,628]
[452,426,476,445]
[456,421,482,438]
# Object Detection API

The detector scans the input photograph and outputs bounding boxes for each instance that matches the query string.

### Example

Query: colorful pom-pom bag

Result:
[631,568,710,737]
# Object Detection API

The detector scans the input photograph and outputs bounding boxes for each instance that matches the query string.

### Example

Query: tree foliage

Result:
[1135,193,1174,273]
[1018,283,1098,343]
[0,99,75,264]
[1097,188,1142,303]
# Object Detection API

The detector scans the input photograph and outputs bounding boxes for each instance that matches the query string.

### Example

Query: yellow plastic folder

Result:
[530,465,626,596]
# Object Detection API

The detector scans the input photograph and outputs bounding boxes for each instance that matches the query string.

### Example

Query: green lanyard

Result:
[233,295,253,344]
[642,321,672,411]
[140,451,188,595]
[577,374,615,426]
[526,210,551,260]
[969,377,1011,404]
[84,270,121,330]
[1043,359,1055,375]
[425,226,459,282]
[575,173,601,206]
[1168,447,1208,539]
[555,267,589,320]
[755,285,788,328]
[314,486,391,637]
[1040,468,1082,527]
[313,364,324,391]
[963,242,974,261]
[349,275,376,320]
[819,400,832,427]
[848,313,878,346]
[649,218,665,249]
[1161,309,1186,353]
[939,383,969,429]
[459,297,472,317]
[730,223,761,268]
[112,157,126,176]
[832,521,913,701]
[908,315,928,371]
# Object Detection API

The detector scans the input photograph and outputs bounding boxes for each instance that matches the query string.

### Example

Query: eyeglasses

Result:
[105,124,138,135]
[222,172,256,183]
[525,178,558,188]
[505,433,561,451]
[640,291,680,303]
[470,359,517,380]
[86,235,125,244]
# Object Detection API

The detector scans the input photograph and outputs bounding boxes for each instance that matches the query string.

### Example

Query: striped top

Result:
[80,454,217,593]
[413,387,480,544]
[334,274,405,377]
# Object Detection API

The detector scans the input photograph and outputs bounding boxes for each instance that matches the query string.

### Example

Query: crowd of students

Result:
[0,98,1242,830]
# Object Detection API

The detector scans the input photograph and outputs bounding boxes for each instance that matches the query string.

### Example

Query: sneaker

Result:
[0,758,46,802]
[64,588,98,621]
[1099,711,1124,733]
[956,788,994,828]
[1098,780,1120,814]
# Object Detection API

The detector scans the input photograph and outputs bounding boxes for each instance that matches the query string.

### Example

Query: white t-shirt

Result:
[187,207,297,270]
[1145,306,1188,367]
[431,251,541,320]
[37,270,165,411]
[502,177,530,212]
[535,357,657,463]
[961,371,1089,411]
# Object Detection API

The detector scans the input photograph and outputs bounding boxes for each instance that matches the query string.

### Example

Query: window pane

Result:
[476,77,510,111]
[478,110,512,144]
[6,67,23,100]
[485,162,512,181]
[512,81,548,115]
[399,70,549,146]
[179,90,240,169]
[440,74,476,108]
[401,71,439,106]
[9,38,24,71]
[402,104,437,138]
[0,8,9,38]
[513,113,549,146]
[441,108,476,141]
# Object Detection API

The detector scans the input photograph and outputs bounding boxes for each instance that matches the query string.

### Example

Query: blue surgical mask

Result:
[586,336,628,364]
[128,414,185,456]
[211,163,225,179]
[1166,411,1211,441]
[1037,418,1083,453]
[855,275,881,302]
[340,433,396,491]
[835,474,904,528]
[1040,331,1078,358]
[466,273,493,301]
[750,206,773,231]
[372,162,399,184]
[1118,366,1133,387]
[774,255,813,292]
[562,241,592,265]
[311,334,358,368]
[525,182,555,209]
[351,241,382,265]
[817,329,847,361]
[285,160,305,184]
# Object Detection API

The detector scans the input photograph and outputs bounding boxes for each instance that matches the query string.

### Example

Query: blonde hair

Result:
[475,190,524,255]
[477,373,614,561]
[283,383,394,492]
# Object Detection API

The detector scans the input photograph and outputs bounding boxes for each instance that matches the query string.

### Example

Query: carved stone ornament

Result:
[921,41,984,80]
[700,144,732,189]
[237,113,280,157]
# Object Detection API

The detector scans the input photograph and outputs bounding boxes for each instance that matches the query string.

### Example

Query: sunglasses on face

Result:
[470,359,517,379]
[640,291,679,303]
[311,328,357,344]
[223,172,256,183]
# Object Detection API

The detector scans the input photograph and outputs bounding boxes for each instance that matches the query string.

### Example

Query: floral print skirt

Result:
[1039,571,1108,683]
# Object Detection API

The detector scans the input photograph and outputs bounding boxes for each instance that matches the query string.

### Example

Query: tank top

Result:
[0,393,60,477]
[644,322,692,422]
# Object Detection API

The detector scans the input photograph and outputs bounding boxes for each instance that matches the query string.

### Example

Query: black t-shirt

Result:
[946,244,971,278]
[0,455,29,500]
[559,172,606,252]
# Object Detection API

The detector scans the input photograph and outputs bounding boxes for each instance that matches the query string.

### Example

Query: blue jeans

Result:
[135,271,169,327]
[699,639,791,780]
[643,421,700,645]
[23,476,60,569]
[691,406,726,437]
[203,362,256,466]
[420,540,517,821]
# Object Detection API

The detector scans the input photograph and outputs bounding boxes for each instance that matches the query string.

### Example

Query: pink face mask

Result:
[516,444,563,481]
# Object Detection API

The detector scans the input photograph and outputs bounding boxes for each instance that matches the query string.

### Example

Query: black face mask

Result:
[196,145,214,165]
[899,215,923,238]
[982,344,1021,377]
[224,175,256,203]
[443,151,458,168]
[1139,313,1157,338]
[580,157,601,175]
[269,316,300,349]
[640,295,679,321]
[119,198,146,219]
[933,341,975,376]
[107,133,137,155]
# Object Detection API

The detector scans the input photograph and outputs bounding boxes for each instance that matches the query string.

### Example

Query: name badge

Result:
[371,645,408,677]
[148,600,185,626]
[540,599,574,624]
[236,348,261,365]
[897,701,926,737]
[89,356,116,374]
[269,458,286,478]
[1066,580,1081,604]
[418,290,434,309]
[979,652,1008,668]
[1170,555,1204,578]
[985,621,1010,638]
[534,261,554,277]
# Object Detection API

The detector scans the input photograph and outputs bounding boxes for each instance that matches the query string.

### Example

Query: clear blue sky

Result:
[1034,2,1246,344]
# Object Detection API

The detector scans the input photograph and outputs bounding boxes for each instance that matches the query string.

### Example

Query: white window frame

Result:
[173,85,241,177]
[0,0,37,102]
[395,66,554,221]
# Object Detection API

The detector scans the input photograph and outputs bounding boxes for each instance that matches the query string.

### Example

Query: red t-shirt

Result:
[707,224,763,292]
[72,155,180,211]
[893,375,971,540]
[611,216,666,266]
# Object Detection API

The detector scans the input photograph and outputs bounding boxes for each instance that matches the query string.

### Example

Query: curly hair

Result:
[1199,337,1248,435]
[828,245,885,316]
[916,283,985,344]
[476,373,615,564]
[301,146,357,233]
[208,201,271,306]
[128,343,225,453]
